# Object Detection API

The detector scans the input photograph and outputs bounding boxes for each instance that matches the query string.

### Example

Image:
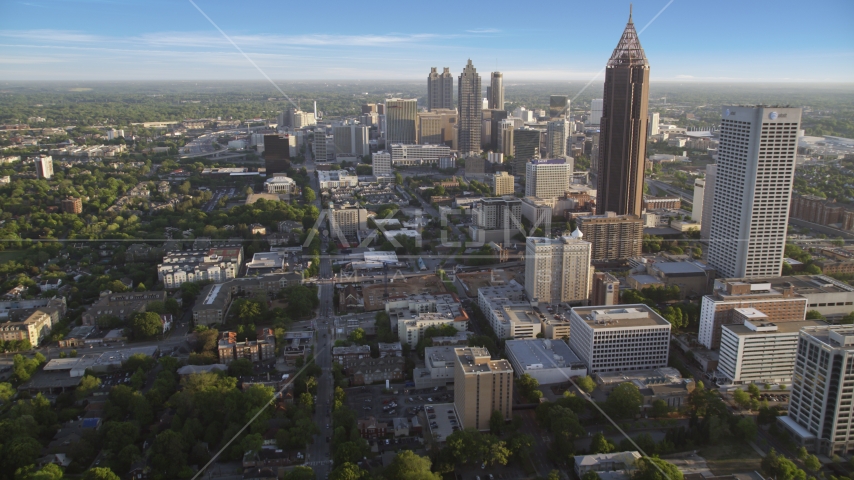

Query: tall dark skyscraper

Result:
[595,11,650,218]
[489,72,504,110]
[458,60,482,157]
[549,95,569,119]
[428,67,453,111]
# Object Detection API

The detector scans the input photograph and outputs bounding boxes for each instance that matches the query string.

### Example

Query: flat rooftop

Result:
[500,305,541,326]
[725,320,826,336]
[722,274,854,295]
[454,347,513,374]
[629,274,663,286]
[652,261,711,276]
[424,403,460,442]
[572,304,671,329]
[505,338,582,369]
[424,346,459,368]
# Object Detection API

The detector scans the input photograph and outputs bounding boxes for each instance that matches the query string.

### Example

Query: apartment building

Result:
[61,197,83,214]
[698,279,808,349]
[0,308,54,346]
[576,212,644,261]
[779,325,854,455]
[330,204,368,236]
[568,305,671,373]
[386,293,469,348]
[332,345,372,368]
[81,291,168,326]
[217,330,276,364]
[453,347,514,431]
[192,273,302,326]
[525,233,592,306]
[717,311,825,386]
[490,171,515,196]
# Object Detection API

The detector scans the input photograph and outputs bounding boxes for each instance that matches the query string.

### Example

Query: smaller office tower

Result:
[648,112,660,136]
[513,128,541,179]
[313,128,328,162]
[692,178,705,222]
[372,151,392,177]
[779,325,854,455]
[547,119,570,158]
[550,95,569,120]
[590,272,620,306]
[568,304,671,373]
[700,163,717,242]
[263,135,292,175]
[588,99,603,126]
[525,158,573,199]
[385,99,418,145]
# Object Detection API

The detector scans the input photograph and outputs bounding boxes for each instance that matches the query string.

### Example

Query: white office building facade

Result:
[525,158,573,199]
[707,106,801,278]
[717,313,825,386]
[389,144,452,166]
[372,151,392,176]
[779,325,854,456]
[568,305,671,373]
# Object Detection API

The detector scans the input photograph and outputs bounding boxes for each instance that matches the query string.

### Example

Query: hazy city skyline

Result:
[0,0,852,82]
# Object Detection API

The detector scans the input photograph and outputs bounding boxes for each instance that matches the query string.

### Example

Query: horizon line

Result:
[1,79,853,85]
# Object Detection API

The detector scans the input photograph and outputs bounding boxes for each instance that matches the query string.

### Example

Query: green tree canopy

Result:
[604,382,644,419]
[632,457,684,480]
[131,311,162,338]
[385,450,442,480]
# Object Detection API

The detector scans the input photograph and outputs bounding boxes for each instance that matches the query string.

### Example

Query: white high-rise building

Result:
[372,151,392,176]
[692,178,705,222]
[648,112,660,136]
[778,325,854,456]
[107,129,125,140]
[525,158,572,199]
[707,106,801,278]
[35,156,53,179]
[700,164,717,241]
[588,99,603,126]
[547,119,570,158]
[525,232,592,306]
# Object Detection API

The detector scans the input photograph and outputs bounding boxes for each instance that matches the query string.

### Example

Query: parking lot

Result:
[346,384,453,418]
[423,403,460,442]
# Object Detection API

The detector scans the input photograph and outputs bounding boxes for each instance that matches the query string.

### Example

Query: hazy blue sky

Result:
[0,0,852,82]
